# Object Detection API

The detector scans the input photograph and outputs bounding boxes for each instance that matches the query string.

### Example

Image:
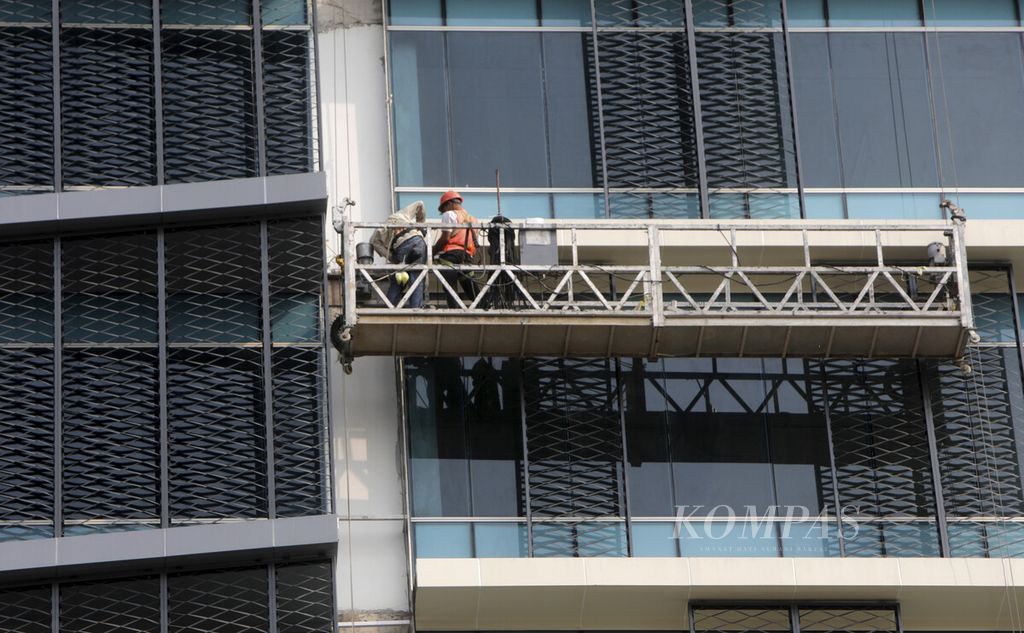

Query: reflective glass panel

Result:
[474,523,529,557]
[787,0,826,26]
[415,523,473,557]
[955,193,1024,220]
[388,0,443,25]
[790,33,842,188]
[845,193,940,220]
[446,0,538,25]
[693,0,782,26]
[390,32,451,187]
[826,0,921,26]
[610,193,700,219]
[925,0,1018,26]
[542,0,591,25]
[595,0,685,26]
[804,193,844,219]
[631,522,680,557]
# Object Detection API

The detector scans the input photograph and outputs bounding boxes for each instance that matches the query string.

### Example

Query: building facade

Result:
[5,0,1024,632]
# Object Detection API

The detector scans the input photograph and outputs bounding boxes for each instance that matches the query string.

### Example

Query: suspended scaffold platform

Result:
[330,217,975,365]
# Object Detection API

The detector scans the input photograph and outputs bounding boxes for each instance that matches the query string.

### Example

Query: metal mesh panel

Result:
[597,30,699,189]
[261,0,307,26]
[61,28,156,188]
[969,269,1016,343]
[168,347,267,522]
[276,561,335,632]
[695,31,796,217]
[168,567,269,633]
[0,349,54,540]
[0,240,53,344]
[523,358,625,556]
[0,27,54,189]
[693,0,781,26]
[693,607,791,632]
[273,347,326,517]
[60,0,150,24]
[810,359,938,556]
[798,608,897,632]
[595,0,686,27]
[161,0,250,25]
[0,585,51,633]
[268,217,322,343]
[165,224,262,344]
[62,348,160,530]
[0,0,51,22]
[161,29,258,183]
[60,577,160,633]
[263,29,314,175]
[62,233,157,343]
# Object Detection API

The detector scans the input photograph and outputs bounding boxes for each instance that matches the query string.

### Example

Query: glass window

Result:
[709,193,800,220]
[790,33,842,188]
[804,193,844,219]
[261,0,307,26]
[448,33,548,187]
[954,193,1024,220]
[543,33,598,188]
[474,523,528,557]
[553,193,604,218]
[693,0,782,27]
[610,193,700,220]
[415,523,473,557]
[542,0,591,26]
[932,34,1024,188]
[595,0,685,27]
[787,0,826,26]
[925,0,1018,26]
[631,522,680,557]
[390,32,451,187]
[829,33,938,188]
[447,0,538,25]
[161,0,250,24]
[61,0,150,23]
[0,0,50,21]
[845,193,940,220]
[826,0,921,26]
[388,0,442,25]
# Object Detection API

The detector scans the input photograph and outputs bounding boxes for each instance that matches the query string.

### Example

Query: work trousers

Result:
[387,236,426,308]
[438,249,477,309]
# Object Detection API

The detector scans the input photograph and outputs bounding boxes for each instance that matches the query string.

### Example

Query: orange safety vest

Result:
[441,208,479,257]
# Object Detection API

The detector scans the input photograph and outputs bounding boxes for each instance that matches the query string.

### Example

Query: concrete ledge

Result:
[0,515,339,584]
[416,557,1024,630]
[0,173,327,236]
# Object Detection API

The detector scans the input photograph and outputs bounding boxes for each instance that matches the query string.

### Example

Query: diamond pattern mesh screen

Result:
[595,0,686,27]
[523,358,626,556]
[161,0,251,25]
[61,0,151,24]
[60,28,156,188]
[161,29,258,183]
[0,27,54,190]
[0,0,51,22]
[0,586,51,633]
[263,29,314,176]
[276,561,335,632]
[60,577,160,633]
[168,567,270,633]
[597,30,699,190]
[0,240,53,344]
[798,608,897,633]
[272,347,327,517]
[168,347,267,522]
[62,348,160,531]
[693,607,791,632]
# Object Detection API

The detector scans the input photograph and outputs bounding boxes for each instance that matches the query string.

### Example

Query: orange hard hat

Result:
[438,190,463,210]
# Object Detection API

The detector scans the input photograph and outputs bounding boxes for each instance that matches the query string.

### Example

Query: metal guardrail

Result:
[333,217,974,366]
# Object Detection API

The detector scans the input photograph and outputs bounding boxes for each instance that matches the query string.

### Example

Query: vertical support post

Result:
[51,583,59,633]
[951,221,973,331]
[779,0,807,218]
[1005,266,1024,383]
[308,0,325,171]
[252,0,268,177]
[342,221,357,328]
[918,359,950,557]
[588,0,612,218]
[688,603,698,633]
[519,362,534,557]
[894,602,906,633]
[614,358,633,557]
[319,214,336,514]
[790,604,801,633]
[648,226,664,328]
[817,362,846,557]
[159,573,168,633]
[158,229,169,527]
[53,237,62,538]
[260,221,277,518]
[683,0,710,218]
[395,358,417,596]
[153,0,164,185]
[267,562,279,633]
[51,0,62,192]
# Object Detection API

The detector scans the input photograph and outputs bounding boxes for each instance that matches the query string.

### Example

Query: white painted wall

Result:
[318,0,412,624]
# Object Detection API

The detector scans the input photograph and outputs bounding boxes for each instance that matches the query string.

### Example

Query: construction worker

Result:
[370,200,427,308]
[434,190,479,308]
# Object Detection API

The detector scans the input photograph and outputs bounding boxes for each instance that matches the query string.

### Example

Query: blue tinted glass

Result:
[553,193,604,218]
[947,522,988,557]
[787,0,826,25]
[542,0,591,25]
[458,193,551,220]
[693,0,782,26]
[986,523,1024,558]
[632,522,680,557]
[446,0,538,25]
[391,32,452,187]
[791,33,842,187]
[610,193,700,219]
[827,0,921,26]
[474,523,528,557]
[933,34,1024,188]
[845,193,940,220]
[709,193,800,219]
[925,0,1018,26]
[166,294,260,342]
[677,520,781,557]
[270,293,319,342]
[415,523,473,557]
[544,33,598,188]
[843,521,939,557]
[780,520,841,557]
[261,0,307,25]
[388,0,442,25]
[955,194,1024,219]
[804,194,844,219]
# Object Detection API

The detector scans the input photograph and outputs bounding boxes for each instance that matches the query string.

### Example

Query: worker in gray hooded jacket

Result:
[370,200,428,308]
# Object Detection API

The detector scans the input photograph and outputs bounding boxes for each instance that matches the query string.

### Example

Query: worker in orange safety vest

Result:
[434,190,480,309]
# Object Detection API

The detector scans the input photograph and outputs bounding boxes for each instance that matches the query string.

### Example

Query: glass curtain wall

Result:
[0,215,330,541]
[0,0,318,195]
[405,269,1024,559]
[386,0,1024,219]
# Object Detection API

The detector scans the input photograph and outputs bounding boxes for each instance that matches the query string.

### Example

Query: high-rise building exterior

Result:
[5,0,1024,632]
